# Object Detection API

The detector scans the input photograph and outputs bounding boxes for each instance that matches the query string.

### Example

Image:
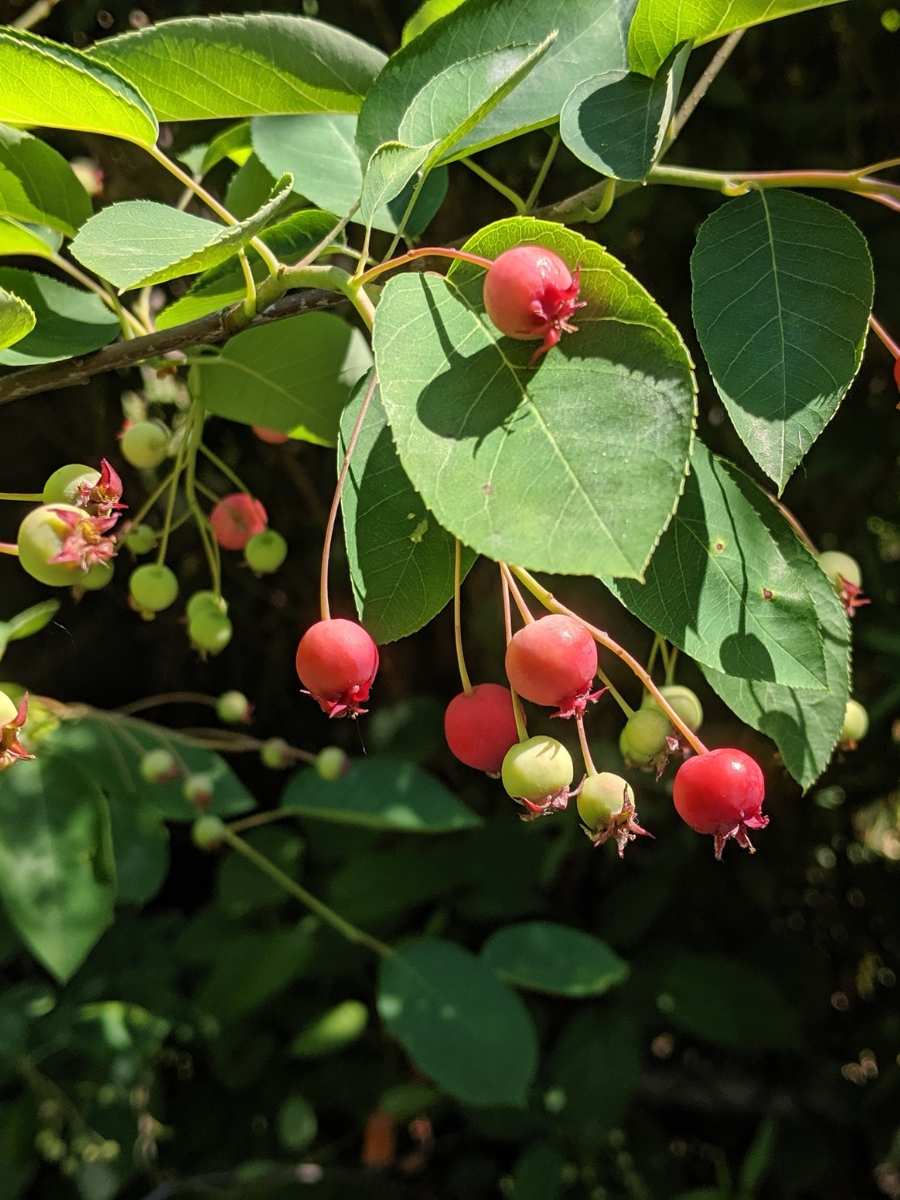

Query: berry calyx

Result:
[295,619,379,719]
[139,748,179,784]
[483,244,586,365]
[184,772,215,809]
[817,550,868,616]
[129,563,179,616]
[672,748,768,859]
[189,610,233,657]
[244,529,287,574]
[216,690,252,724]
[192,814,226,849]
[42,460,124,521]
[839,698,869,750]
[0,690,32,771]
[619,708,673,772]
[577,771,651,858]
[43,463,97,506]
[642,684,704,733]
[18,504,117,586]
[120,421,169,469]
[501,734,573,820]
[444,683,520,775]
[210,493,268,551]
[316,745,350,780]
[504,615,599,718]
[252,426,290,444]
[123,523,157,556]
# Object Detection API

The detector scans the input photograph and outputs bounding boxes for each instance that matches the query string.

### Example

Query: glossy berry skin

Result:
[124,523,157,556]
[642,684,704,733]
[244,529,287,574]
[210,493,268,551]
[295,619,379,719]
[444,683,520,775]
[129,564,178,614]
[120,421,169,469]
[483,245,585,364]
[252,426,290,444]
[505,615,598,717]
[673,748,768,859]
[43,463,97,506]
[501,734,573,820]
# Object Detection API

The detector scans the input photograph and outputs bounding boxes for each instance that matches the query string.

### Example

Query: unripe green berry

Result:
[189,610,233,655]
[840,698,869,748]
[501,735,573,802]
[139,748,179,783]
[192,814,226,849]
[818,550,862,592]
[120,421,169,469]
[42,463,97,505]
[216,690,252,723]
[0,689,18,726]
[124,523,157,555]
[619,708,671,768]
[316,745,349,780]
[261,737,292,769]
[77,562,115,591]
[186,590,228,620]
[577,772,634,830]
[18,504,112,588]
[129,563,178,614]
[184,772,215,808]
[244,529,287,574]
[642,684,704,733]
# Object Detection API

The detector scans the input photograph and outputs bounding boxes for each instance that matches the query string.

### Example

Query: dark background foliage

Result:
[1,1,900,1198]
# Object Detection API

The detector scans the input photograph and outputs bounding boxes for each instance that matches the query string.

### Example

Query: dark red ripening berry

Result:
[444,683,520,775]
[672,748,768,859]
[483,244,586,364]
[210,493,268,550]
[295,618,379,718]
[505,614,599,718]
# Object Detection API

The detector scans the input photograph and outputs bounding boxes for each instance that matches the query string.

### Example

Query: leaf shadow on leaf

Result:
[715,470,777,682]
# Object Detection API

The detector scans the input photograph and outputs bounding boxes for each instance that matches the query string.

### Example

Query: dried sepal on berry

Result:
[576,773,652,858]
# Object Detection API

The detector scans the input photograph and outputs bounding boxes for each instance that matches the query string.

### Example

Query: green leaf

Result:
[289,1000,368,1058]
[360,142,435,226]
[6,600,60,642]
[196,919,317,1022]
[374,217,696,579]
[156,208,337,331]
[281,757,481,833]
[402,0,467,45]
[357,0,636,162]
[70,175,293,292]
[0,125,91,237]
[549,1004,641,1141]
[0,755,116,982]
[658,952,801,1050]
[89,14,386,121]
[103,796,169,906]
[200,121,253,176]
[559,43,689,181]
[702,516,849,789]
[40,716,255,822]
[340,376,476,643]
[0,287,35,353]
[0,27,158,146]
[512,1143,566,1200]
[691,190,873,491]
[480,922,629,997]
[0,219,61,260]
[378,938,538,1106]
[607,442,829,688]
[192,312,371,447]
[252,113,449,236]
[628,0,845,77]
[0,267,119,366]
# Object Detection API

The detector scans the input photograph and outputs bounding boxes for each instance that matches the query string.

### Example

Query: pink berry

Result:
[504,615,598,718]
[295,618,379,719]
[672,748,768,859]
[483,244,586,364]
[444,683,520,775]
[252,426,290,445]
[210,493,267,550]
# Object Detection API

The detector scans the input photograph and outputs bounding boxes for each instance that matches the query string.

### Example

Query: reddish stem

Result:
[869,314,900,359]
[320,371,378,622]
[0,542,19,555]
[499,561,534,624]
[357,246,493,288]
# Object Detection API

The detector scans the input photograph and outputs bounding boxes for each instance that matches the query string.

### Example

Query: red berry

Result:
[672,748,768,859]
[295,619,379,719]
[505,615,598,718]
[444,683,520,775]
[894,355,900,393]
[483,244,586,365]
[252,426,290,444]
[210,493,267,550]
